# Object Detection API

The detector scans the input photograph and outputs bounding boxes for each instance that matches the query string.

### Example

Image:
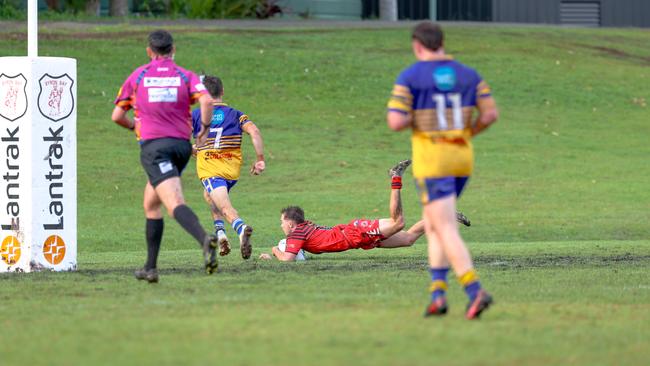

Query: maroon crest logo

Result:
[0,73,28,122]
[38,73,75,122]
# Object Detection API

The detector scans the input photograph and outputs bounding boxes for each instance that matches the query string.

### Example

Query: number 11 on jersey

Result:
[433,93,463,130]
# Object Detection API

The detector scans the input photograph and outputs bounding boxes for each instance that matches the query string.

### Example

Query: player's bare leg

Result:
[156,177,218,274]
[203,190,230,256]
[203,189,221,220]
[408,219,425,236]
[207,186,240,223]
[155,177,186,214]
[378,159,411,238]
[423,196,472,274]
[424,219,450,269]
[423,195,492,319]
[377,220,425,248]
[377,188,406,238]
[144,182,163,219]
[209,186,253,260]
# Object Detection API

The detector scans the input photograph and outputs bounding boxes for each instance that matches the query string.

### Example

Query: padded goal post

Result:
[0,0,77,272]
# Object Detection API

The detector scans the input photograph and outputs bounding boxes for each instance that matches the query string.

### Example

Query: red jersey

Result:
[285,219,385,255]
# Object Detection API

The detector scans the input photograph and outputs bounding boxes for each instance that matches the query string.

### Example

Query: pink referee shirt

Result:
[114,58,207,141]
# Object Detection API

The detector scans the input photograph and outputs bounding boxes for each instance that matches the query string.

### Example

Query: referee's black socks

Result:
[145,218,164,270]
[173,204,207,246]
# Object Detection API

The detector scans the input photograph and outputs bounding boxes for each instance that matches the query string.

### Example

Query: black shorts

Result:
[140,138,192,187]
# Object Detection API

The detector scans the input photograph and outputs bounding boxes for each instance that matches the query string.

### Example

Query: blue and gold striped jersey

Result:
[388,57,491,178]
[192,103,251,180]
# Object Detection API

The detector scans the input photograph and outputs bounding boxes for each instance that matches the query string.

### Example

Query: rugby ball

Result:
[277,239,306,261]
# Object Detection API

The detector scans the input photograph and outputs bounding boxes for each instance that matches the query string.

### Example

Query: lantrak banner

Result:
[0,57,77,273]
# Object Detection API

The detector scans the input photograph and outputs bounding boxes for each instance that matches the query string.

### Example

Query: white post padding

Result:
[0,56,77,272]
[28,0,38,58]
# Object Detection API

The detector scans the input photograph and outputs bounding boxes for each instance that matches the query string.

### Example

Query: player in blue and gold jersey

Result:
[387,22,498,319]
[192,76,266,260]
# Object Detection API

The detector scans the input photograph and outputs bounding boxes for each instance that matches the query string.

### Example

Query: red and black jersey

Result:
[285,219,385,254]
[285,221,350,254]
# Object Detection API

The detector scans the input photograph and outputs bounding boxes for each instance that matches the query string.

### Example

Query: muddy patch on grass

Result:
[2,252,645,279]
[477,253,650,268]
[572,43,650,65]
[279,253,650,272]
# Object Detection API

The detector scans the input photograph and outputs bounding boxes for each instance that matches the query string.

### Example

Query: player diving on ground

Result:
[259,160,471,261]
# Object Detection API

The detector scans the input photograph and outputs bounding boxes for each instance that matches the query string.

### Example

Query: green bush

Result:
[168,0,187,17]
[63,0,86,13]
[133,0,168,16]
[186,0,214,18]
[0,0,282,19]
[186,0,267,19]
[0,0,24,19]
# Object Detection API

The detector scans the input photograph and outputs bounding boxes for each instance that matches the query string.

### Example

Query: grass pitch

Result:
[0,21,649,365]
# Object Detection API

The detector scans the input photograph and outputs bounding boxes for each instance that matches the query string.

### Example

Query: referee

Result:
[111,30,218,283]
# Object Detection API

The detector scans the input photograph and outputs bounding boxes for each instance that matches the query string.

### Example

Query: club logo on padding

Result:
[0,74,28,122]
[38,73,74,122]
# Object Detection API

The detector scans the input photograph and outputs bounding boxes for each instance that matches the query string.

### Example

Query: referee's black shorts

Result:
[140,137,192,187]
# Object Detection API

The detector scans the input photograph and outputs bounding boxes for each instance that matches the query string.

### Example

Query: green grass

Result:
[2,241,648,365]
[1,22,649,365]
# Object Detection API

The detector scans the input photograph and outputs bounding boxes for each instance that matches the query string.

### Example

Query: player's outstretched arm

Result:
[271,246,297,262]
[243,122,266,175]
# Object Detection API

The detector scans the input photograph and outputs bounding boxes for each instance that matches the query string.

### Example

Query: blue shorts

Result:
[201,177,238,193]
[415,176,469,204]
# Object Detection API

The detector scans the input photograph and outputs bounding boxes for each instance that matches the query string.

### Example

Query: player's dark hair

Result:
[281,206,305,224]
[203,75,224,98]
[148,30,174,55]
[412,22,444,51]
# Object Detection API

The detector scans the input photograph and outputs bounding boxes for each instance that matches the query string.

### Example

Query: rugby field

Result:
[0,21,648,365]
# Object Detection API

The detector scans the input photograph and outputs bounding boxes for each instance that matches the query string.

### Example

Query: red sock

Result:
[391,176,402,189]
